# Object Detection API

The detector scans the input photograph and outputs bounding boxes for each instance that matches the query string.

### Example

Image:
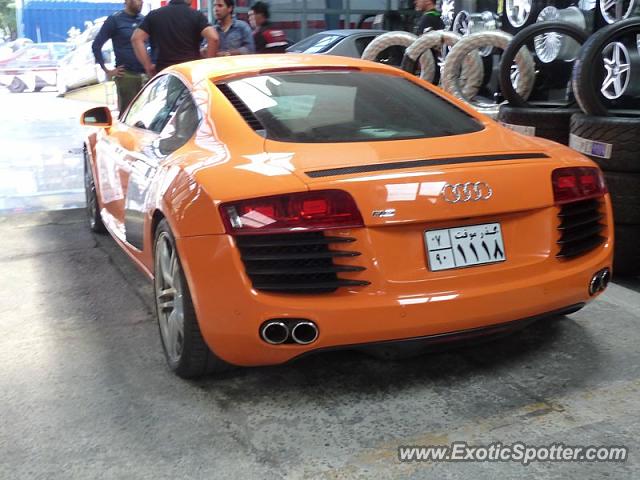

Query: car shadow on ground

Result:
[194,315,600,407]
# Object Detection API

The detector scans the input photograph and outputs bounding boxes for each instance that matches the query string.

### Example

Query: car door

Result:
[112,74,200,253]
[95,74,171,240]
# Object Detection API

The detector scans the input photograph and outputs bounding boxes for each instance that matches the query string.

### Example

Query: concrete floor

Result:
[0,91,98,214]
[1,208,640,479]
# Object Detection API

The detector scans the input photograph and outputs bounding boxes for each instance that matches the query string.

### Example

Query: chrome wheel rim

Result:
[506,0,533,28]
[155,233,185,364]
[467,12,500,57]
[442,0,456,30]
[510,63,520,89]
[534,7,586,63]
[599,0,636,24]
[534,31,563,63]
[452,10,470,36]
[601,41,631,99]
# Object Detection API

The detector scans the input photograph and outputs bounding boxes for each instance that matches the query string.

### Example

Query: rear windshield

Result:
[223,71,483,143]
[287,34,344,54]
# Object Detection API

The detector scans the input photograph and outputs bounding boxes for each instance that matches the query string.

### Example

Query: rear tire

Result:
[153,219,231,378]
[84,149,106,233]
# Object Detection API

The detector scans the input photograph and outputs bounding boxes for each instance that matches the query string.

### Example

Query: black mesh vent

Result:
[216,83,264,132]
[235,232,370,293]
[556,198,606,259]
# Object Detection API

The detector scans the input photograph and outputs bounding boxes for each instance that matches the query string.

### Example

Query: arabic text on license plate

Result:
[425,223,506,271]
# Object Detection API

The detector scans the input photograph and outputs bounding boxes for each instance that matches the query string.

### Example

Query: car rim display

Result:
[601,41,632,98]
[453,11,495,57]
[156,233,185,364]
[442,0,456,30]
[534,7,586,63]
[506,0,533,28]
[510,63,520,89]
[599,0,638,24]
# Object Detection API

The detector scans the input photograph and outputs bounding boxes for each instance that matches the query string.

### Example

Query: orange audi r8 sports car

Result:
[81,54,613,378]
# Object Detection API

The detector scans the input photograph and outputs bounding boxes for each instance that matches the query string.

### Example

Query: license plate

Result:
[425,223,506,271]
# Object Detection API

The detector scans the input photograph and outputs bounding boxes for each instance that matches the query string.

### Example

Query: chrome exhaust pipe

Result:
[261,321,289,345]
[589,268,611,296]
[291,321,319,345]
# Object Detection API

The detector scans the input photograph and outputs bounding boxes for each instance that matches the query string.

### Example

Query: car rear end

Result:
[181,62,613,366]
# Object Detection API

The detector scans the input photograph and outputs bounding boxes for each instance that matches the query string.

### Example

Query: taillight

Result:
[219,190,364,235]
[552,167,607,205]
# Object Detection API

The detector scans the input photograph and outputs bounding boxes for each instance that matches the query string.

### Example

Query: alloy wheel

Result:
[506,0,533,28]
[155,233,186,364]
[442,0,456,30]
[599,0,638,25]
[534,7,585,63]
[601,41,631,99]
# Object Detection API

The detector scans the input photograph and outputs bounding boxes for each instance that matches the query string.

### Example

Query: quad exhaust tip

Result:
[589,268,611,296]
[291,321,319,345]
[260,319,319,345]
[261,321,289,345]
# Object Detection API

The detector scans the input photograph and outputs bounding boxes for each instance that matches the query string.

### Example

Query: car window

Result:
[288,34,343,54]
[157,90,201,155]
[124,76,188,133]
[223,71,483,143]
[354,35,377,56]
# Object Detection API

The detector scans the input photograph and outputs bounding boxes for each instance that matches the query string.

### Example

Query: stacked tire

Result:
[496,21,589,145]
[570,17,640,277]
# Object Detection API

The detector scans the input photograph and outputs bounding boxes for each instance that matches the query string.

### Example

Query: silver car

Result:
[286,29,385,58]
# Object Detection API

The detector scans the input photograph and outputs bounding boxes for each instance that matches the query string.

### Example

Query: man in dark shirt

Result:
[249,2,288,53]
[414,0,445,35]
[213,0,254,56]
[92,0,146,114]
[131,0,219,76]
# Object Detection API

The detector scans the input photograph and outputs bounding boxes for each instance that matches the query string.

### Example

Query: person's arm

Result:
[132,28,156,77]
[92,17,124,78]
[201,26,219,58]
[235,23,255,54]
[253,31,266,54]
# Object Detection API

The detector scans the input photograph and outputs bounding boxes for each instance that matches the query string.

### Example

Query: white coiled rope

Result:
[441,30,536,114]
[404,30,484,98]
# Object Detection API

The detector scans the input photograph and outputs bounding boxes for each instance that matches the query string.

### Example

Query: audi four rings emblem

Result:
[440,182,493,203]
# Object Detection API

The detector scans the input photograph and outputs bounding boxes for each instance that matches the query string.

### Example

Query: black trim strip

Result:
[282,303,585,364]
[305,153,550,178]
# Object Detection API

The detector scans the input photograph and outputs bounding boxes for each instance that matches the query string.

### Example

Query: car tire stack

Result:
[569,17,640,277]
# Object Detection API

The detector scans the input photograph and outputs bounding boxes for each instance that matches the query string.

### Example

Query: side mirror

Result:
[81,107,112,127]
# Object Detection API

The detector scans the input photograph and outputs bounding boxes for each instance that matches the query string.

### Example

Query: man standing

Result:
[249,2,288,53]
[414,0,445,35]
[214,0,255,56]
[92,0,146,114]
[131,0,219,77]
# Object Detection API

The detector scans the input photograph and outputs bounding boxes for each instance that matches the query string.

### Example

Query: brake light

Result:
[552,167,607,205]
[220,190,364,235]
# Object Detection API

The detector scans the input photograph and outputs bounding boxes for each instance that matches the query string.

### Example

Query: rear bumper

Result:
[177,231,612,367]
[299,303,585,359]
